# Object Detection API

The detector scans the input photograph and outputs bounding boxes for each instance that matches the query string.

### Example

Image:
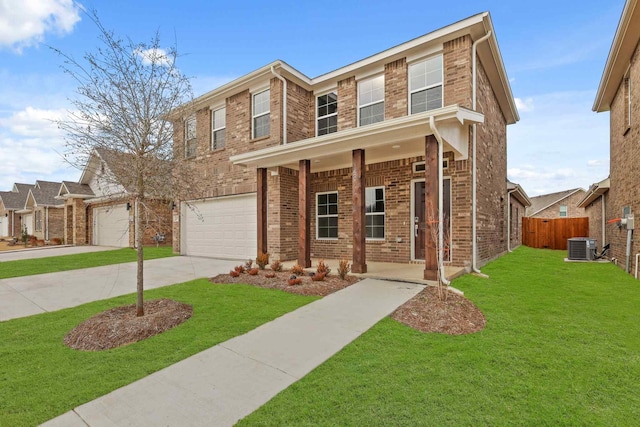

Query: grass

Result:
[239,246,640,426]
[0,280,317,426]
[0,246,175,279]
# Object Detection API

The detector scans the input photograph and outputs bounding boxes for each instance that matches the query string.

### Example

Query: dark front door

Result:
[414,181,425,260]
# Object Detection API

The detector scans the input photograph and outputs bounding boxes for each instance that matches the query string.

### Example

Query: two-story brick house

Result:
[171,12,518,280]
[593,0,640,275]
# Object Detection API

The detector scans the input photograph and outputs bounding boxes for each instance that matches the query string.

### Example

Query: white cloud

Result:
[135,47,170,67]
[587,159,609,168]
[515,97,534,113]
[0,106,67,137]
[0,0,81,52]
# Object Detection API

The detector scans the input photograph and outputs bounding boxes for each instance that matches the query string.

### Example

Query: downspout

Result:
[471,30,492,274]
[601,194,606,248]
[430,116,450,286]
[507,189,516,252]
[270,65,287,144]
[45,206,49,241]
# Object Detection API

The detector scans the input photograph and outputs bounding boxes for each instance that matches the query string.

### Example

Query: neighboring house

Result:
[507,180,531,250]
[0,183,36,238]
[57,148,172,247]
[577,177,610,252]
[526,188,587,219]
[171,12,519,279]
[593,0,640,274]
[22,180,65,242]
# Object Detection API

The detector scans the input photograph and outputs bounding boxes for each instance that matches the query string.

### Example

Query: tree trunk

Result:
[136,197,144,316]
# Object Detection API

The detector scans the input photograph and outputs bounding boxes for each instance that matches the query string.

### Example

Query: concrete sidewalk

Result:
[42,278,424,427]
[0,245,117,262]
[0,256,237,322]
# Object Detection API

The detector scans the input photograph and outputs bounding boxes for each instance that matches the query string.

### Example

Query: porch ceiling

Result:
[230,105,483,172]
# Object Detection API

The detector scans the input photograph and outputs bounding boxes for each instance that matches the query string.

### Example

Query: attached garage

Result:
[0,216,7,237]
[93,204,130,247]
[181,194,257,260]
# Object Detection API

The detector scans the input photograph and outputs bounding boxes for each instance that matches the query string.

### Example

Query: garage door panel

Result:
[94,204,130,247]
[182,195,257,260]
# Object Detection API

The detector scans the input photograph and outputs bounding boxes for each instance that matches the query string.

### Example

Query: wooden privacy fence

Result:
[522,217,590,250]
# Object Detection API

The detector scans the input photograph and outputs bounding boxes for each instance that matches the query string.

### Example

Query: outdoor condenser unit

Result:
[567,238,597,261]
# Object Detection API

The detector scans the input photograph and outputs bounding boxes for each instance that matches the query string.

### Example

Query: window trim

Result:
[211,107,226,151]
[408,54,444,115]
[252,88,271,139]
[184,115,196,158]
[316,191,339,240]
[316,91,338,136]
[365,186,385,241]
[357,74,385,127]
[559,205,568,217]
[35,210,42,232]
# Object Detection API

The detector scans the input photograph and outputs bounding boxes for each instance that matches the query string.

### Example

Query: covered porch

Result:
[231,105,483,280]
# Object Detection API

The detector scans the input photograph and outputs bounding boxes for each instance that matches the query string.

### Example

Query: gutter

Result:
[471,30,492,275]
[507,188,516,252]
[270,66,288,144]
[429,116,450,286]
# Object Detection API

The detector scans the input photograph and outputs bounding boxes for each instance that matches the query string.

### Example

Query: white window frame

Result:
[252,88,270,139]
[184,115,196,158]
[316,191,339,240]
[358,74,385,127]
[211,107,226,150]
[409,55,444,114]
[316,91,338,136]
[35,210,42,232]
[366,186,385,240]
[625,69,632,129]
[559,205,568,217]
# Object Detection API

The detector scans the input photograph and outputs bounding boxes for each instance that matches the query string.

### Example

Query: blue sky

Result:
[0,0,625,196]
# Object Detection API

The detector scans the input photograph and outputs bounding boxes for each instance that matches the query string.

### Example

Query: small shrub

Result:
[338,259,351,280]
[287,277,303,286]
[36,239,45,247]
[311,272,326,282]
[270,259,283,272]
[244,259,253,270]
[265,272,276,278]
[248,268,259,276]
[28,236,37,247]
[234,265,245,274]
[290,264,305,275]
[316,259,331,276]
[21,226,28,247]
[229,270,240,278]
[51,237,62,245]
[256,252,270,270]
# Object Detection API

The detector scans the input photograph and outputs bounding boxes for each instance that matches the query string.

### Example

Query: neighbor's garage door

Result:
[0,216,7,237]
[181,194,257,260]
[94,204,130,247]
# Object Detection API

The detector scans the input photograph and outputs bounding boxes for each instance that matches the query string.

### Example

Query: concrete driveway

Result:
[0,245,118,262]
[0,256,237,322]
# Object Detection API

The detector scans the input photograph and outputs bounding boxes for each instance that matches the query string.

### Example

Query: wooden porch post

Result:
[352,149,367,273]
[424,135,439,280]
[257,168,268,256]
[298,159,311,267]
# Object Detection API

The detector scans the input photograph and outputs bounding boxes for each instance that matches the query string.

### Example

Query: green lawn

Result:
[239,246,640,426]
[0,280,317,426]
[0,246,175,279]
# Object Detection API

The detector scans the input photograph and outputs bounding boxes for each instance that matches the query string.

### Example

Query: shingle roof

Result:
[61,180,95,196]
[526,188,583,216]
[13,183,33,193]
[0,191,27,210]
[30,181,64,206]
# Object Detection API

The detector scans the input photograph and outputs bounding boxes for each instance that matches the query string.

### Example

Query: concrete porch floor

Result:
[281,259,467,285]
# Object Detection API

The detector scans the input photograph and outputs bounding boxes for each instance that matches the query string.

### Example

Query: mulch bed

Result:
[210,270,360,297]
[391,286,486,335]
[64,299,193,351]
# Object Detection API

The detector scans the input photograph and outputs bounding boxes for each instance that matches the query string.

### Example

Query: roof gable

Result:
[526,188,585,216]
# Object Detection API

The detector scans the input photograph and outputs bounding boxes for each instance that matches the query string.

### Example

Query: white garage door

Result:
[0,216,7,237]
[181,194,257,260]
[22,214,33,235]
[94,204,130,247]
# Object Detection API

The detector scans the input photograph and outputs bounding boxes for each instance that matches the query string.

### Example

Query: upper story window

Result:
[358,75,384,126]
[211,107,226,150]
[409,55,443,114]
[559,205,567,217]
[184,115,196,158]
[253,89,270,139]
[317,92,338,136]
[366,187,385,239]
[317,192,338,239]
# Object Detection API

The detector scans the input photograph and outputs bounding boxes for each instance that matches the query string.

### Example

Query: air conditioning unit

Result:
[567,238,596,261]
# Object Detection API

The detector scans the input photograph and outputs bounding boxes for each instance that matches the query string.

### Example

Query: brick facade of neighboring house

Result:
[507,181,531,250]
[593,0,640,275]
[578,177,610,253]
[526,188,587,219]
[171,12,519,278]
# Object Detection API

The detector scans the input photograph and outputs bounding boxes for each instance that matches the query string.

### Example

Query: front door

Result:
[414,181,426,260]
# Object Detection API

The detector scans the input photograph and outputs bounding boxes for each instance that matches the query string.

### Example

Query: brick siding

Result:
[531,191,587,219]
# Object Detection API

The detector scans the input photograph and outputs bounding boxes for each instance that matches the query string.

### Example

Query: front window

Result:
[358,75,384,126]
[559,205,567,217]
[184,115,196,158]
[409,55,443,114]
[35,211,42,232]
[366,187,385,239]
[253,89,270,139]
[317,92,338,135]
[317,192,338,239]
[211,107,226,150]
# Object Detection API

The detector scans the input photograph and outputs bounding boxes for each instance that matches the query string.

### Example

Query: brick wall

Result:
[287,82,314,142]
[509,196,526,249]
[47,207,64,241]
[385,58,408,119]
[584,194,606,251]
[266,167,299,261]
[607,38,640,274]
[337,76,357,130]
[531,191,587,219]
[443,35,472,109]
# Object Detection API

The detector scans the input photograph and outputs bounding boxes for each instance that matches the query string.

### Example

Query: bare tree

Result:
[427,203,451,301]
[54,11,193,316]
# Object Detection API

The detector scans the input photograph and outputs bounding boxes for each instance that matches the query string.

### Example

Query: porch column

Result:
[424,135,439,280]
[257,168,268,256]
[352,149,367,273]
[298,159,311,267]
